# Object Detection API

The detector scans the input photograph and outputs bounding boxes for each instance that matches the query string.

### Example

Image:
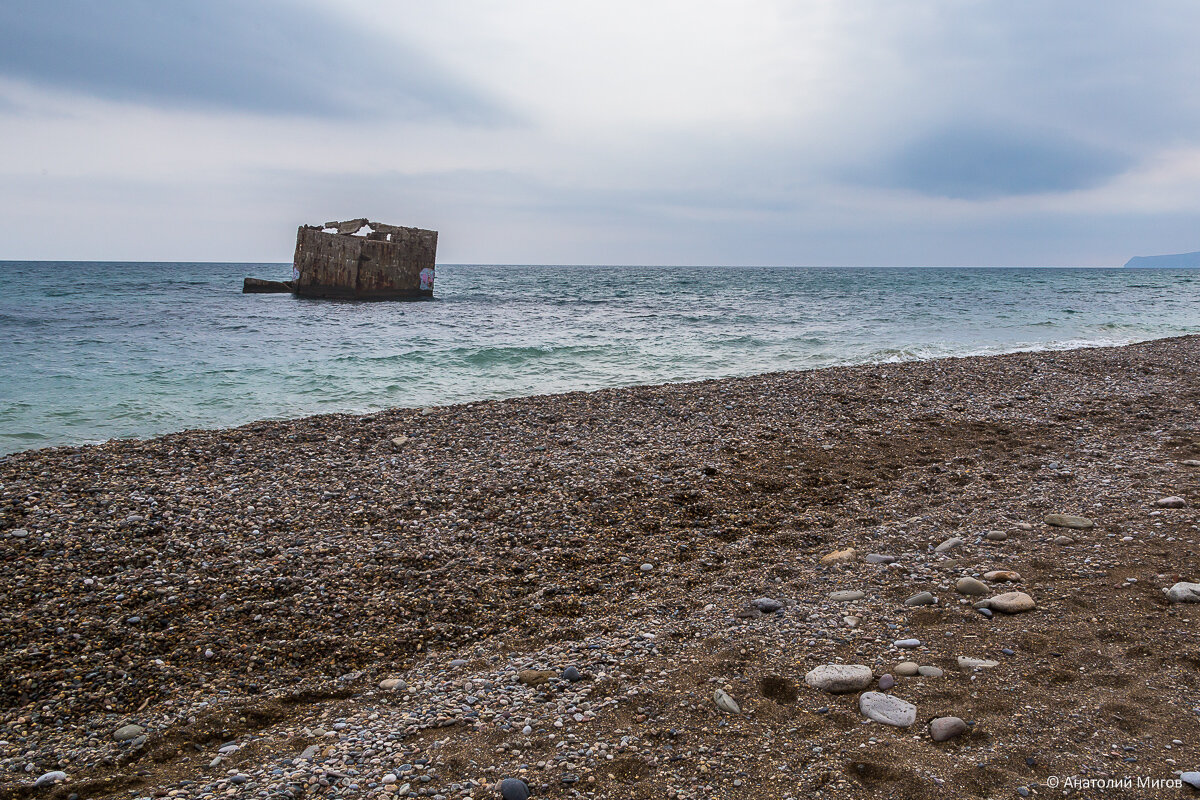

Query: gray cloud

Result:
[868,125,1132,199]
[0,0,510,122]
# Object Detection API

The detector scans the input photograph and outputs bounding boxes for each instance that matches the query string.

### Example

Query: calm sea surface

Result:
[1,262,1197,454]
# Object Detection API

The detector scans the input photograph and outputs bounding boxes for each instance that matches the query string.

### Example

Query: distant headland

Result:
[1124,250,1200,267]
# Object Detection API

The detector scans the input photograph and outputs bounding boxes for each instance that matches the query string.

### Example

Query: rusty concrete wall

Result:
[292,223,437,299]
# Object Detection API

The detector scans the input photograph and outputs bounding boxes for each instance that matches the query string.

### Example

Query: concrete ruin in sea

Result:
[243,219,438,299]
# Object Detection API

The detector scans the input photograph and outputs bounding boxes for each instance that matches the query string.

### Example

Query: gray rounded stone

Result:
[114,723,144,741]
[499,777,530,800]
[1180,771,1199,789]
[829,590,865,602]
[859,691,916,727]
[804,664,873,693]
[877,673,894,690]
[894,638,921,648]
[934,537,964,553]
[904,592,936,607]
[955,577,988,596]
[985,530,1008,541]
[930,716,968,741]
[752,597,784,612]
[33,771,68,788]
[894,661,919,676]
[866,553,897,564]
[917,665,944,677]
[1155,496,1187,508]
[1165,582,1200,603]
[714,688,741,713]
[562,665,582,682]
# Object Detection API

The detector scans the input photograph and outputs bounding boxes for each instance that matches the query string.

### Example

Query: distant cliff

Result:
[1125,250,1200,267]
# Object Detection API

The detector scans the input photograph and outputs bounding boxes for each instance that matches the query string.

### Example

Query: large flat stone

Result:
[988,591,1036,613]
[1044,514,1094,530]
[859,692,916,727]
[1165,582,1200,603]
[805,664,873,693]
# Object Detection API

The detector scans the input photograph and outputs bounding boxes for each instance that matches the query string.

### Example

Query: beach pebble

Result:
[714,688,741,714]
[379,678,406,691]
[988,591,1036,614]
[752,597,783,612]
[904,592,936,607]
[390,436,409,448]
[859,691,916,727]
[985,530,1008,541]
[804,664,873,693]
[894,638,921,648]
[640,563,653,572]
[1044,514,1094,529]
[1179,772,1200,789]
[865,553,897,564]
[1165,582,1200,603]
[1182,460,1200,467]
[735,604,765,619]
[930,716,968,742]
[563,665,583,682]
[113,723,144,741]
[498,777,531,800]
[877,673,895,690]
[983,570,1021,582]
[917,665,944,677]
[518,670,556,687]
[1053,536,1076,545]
[955,577,988,596]
[821,548,857,564]
[33,771,68,788]
[829,590,865,602]
[957,657,999,670]
[894,661,920,676]
[934,537,964,553]
[382,773,398,784]
[1155,495,1187,508]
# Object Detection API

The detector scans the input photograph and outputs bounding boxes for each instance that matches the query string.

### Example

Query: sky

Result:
[1,0,1199,266]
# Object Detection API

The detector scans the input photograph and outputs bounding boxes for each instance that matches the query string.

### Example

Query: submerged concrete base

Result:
[243,278,295,294]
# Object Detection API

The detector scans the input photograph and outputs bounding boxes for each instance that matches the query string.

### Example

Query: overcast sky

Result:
[2,0,1199,265]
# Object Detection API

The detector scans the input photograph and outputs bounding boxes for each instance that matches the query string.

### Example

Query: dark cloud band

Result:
[0,0,510,123]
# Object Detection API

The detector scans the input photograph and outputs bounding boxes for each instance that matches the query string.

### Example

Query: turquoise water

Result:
[1,262,1198,454]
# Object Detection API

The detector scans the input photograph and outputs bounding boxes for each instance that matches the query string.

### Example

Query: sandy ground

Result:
[1,336,1199,799]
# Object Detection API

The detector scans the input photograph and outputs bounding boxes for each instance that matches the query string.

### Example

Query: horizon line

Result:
[0,259,1129,269]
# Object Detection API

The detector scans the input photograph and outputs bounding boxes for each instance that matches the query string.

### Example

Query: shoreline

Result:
[2,335,1198,798]
[0,332,1180,459]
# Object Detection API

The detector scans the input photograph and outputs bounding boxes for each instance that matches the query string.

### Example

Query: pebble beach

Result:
[2,335,1199,799]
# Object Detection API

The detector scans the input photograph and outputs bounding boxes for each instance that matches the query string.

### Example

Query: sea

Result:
[1,262,1198,455]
